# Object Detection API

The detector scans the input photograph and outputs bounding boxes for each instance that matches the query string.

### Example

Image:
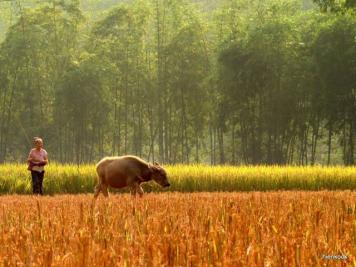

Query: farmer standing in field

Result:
[27,137,48,195]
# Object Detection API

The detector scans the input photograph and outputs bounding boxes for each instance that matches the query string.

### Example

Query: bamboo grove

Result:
[0,0,355,165]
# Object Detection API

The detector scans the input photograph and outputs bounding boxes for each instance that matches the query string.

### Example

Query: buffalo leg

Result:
[130,183,144,197]
[101,184,109,197]
[94,182,101,198]
[137,185,144,197]
[130,185,137,196]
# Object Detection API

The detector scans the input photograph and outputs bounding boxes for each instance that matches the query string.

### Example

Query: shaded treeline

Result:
[0,0,355,165]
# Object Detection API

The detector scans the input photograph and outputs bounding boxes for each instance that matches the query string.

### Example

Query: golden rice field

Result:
[0,192,354,266]
[0,164,355,194]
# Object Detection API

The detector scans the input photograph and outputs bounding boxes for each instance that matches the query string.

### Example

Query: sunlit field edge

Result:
[0,164,355,194]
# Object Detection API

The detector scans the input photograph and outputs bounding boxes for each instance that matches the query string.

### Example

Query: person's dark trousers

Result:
[31,171,45,195]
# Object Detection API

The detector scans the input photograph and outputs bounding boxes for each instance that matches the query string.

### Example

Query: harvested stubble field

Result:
[0,192,355,266]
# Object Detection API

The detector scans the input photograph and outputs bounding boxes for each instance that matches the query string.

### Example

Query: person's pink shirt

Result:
[28,148,48,162]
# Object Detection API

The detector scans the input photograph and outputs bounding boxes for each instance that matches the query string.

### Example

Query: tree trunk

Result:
[349,118,354,165]
[155,0,165,163]
[343,115,347,164]
[1,68,18,162]
[231,124,236,164]
[112,82,119,155]
[210,123,214,165]
[195,132,199,163]
[327,123,332,165]
[218,127,225,164]
[310,116,320,166]
[124,49,129,155]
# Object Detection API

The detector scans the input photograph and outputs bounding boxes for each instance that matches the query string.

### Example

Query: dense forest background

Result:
[0,0,355,165]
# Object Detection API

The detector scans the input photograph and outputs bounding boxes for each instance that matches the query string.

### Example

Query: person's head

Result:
[33,137,43,149]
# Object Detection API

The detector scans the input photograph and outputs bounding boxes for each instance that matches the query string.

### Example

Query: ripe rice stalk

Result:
[0,164,355,194]
[0,192,353,266]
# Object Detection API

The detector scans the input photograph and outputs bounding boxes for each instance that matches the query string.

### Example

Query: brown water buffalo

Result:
[94,155,170,198]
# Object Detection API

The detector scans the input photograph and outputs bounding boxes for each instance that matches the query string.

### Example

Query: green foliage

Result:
[216,0,355,165]
[0,0,354,166]
[311,15,356,164]
[313,0,356,12]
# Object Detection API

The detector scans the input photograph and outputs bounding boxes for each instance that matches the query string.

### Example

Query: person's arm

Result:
[39,151,48,166]
[27,151,34,164]
[40,157,48,165]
